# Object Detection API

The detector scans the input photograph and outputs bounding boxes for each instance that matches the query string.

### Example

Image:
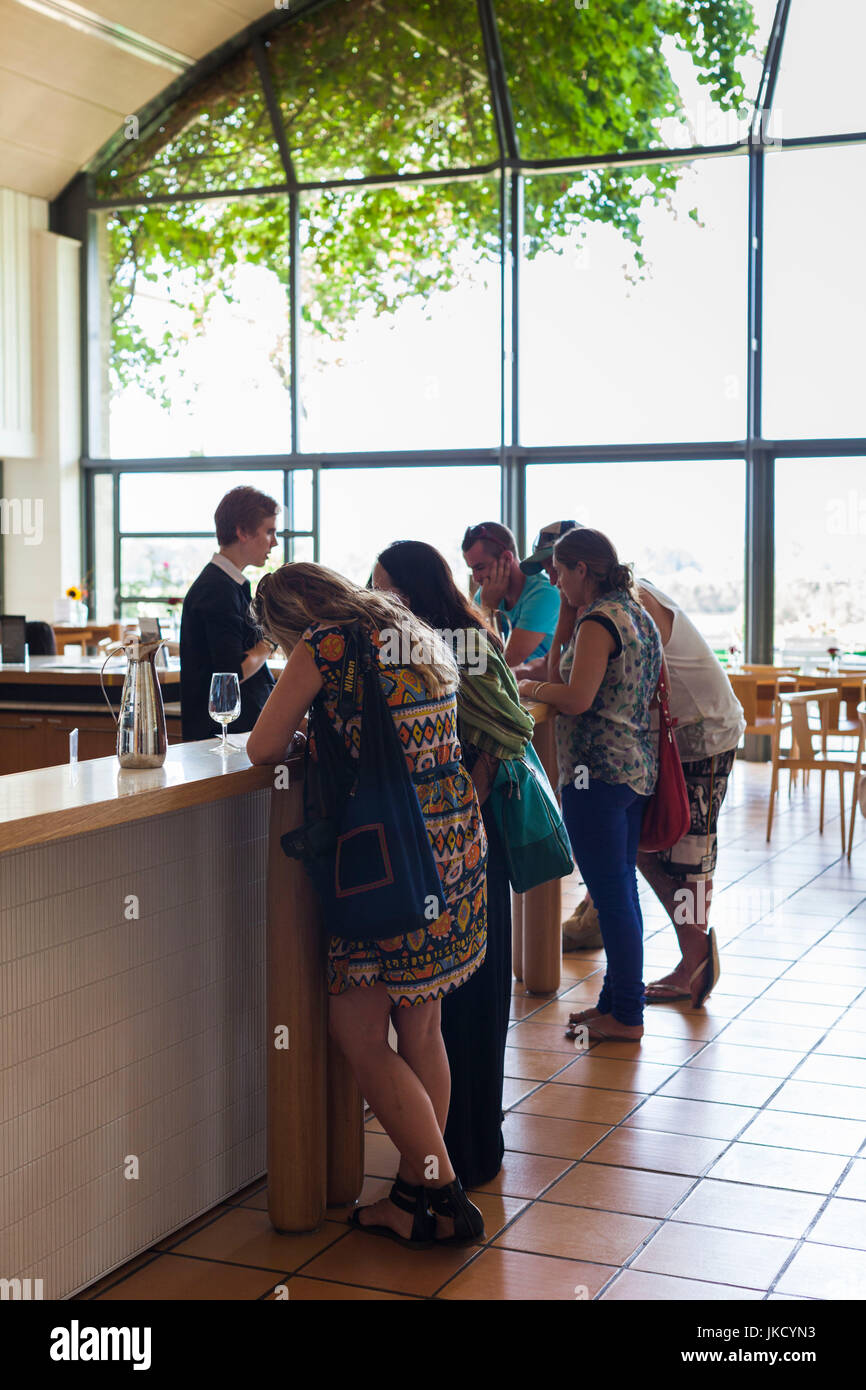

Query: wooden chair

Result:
[730,672,803,786]
[729,672,793,736]
[54,629,94,653]
[795,676,866,741]
[850,702,866,857]
[766,689,864,856]
[52,622,124,649]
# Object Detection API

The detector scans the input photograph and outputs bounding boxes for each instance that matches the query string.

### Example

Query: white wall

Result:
[1,187,81,623]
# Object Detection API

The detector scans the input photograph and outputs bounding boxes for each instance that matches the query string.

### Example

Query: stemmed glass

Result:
[208,672,241,753]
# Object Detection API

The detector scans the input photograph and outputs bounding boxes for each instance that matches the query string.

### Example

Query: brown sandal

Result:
[644,982,691,1004]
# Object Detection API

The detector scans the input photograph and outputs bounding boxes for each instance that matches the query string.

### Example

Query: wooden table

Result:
[0,655,182,773]
[510,701,563,996]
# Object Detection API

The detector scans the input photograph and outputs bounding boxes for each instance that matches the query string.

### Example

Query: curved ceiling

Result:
[0,0,274,198]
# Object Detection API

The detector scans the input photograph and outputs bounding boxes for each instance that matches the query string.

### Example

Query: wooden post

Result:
[266,775,328,1232]
[520,712,562,994]
[326,1036,365,1207]
[511,889,524,983]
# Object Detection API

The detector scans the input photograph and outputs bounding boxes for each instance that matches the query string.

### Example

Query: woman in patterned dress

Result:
[247,562,487,1247]
[518,529,662,1042]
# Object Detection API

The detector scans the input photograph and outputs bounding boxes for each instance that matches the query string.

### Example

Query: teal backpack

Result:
[488,742,573,893]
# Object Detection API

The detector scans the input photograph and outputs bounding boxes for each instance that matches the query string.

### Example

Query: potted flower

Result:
[63,584,89,626]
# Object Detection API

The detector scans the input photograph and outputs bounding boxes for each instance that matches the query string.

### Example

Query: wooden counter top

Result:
[525,699,552,724]
[0,655,180,687]
[0,735,300,853]
[0,689,546,852]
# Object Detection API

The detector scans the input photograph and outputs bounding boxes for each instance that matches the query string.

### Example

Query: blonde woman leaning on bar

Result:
[246,563,487,1249]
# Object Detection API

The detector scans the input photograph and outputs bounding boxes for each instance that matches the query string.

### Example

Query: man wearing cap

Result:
[462,521,562,669]
[512,520,582,681]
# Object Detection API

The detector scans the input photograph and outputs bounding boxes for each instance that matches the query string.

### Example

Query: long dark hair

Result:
[376,540,501,646]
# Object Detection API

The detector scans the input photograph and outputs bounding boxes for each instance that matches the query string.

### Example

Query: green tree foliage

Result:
[94,0,758,404]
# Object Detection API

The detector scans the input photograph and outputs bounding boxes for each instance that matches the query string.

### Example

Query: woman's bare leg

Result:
[392,998,459,1239]
[637,851,712,995]
[329,984,455,1238]
[391,999,451,1137]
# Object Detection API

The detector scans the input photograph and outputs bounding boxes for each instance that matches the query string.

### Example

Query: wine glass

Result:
[208,672,241,753]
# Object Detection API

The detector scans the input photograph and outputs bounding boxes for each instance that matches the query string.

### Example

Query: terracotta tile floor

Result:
[78,762,866,1301]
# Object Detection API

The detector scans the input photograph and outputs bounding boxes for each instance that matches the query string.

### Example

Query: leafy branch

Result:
[95,0,758,405]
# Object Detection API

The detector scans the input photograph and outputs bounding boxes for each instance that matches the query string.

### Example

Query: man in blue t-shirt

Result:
[462,521,562,668]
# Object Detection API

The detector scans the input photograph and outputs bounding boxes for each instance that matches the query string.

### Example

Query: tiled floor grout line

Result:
[80,1250,165,1300]
[430,951,866,1299]
[496,848,866,1299]
[82,768,866,1300]
[762,1140,866,1299]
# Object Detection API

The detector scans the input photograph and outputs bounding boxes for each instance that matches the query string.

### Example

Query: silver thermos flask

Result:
[115,633,168,768]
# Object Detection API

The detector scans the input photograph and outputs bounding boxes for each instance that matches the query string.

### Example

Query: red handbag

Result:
[639,658,691,853]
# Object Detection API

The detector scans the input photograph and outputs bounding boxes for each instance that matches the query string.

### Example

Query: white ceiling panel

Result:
[0,1,170,113]
[0,135,79,198]
[0,68,123,162]
[83,0,266,60]
[0,0,277,199]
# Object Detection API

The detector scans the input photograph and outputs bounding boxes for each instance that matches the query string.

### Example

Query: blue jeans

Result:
[561,778,649,1026]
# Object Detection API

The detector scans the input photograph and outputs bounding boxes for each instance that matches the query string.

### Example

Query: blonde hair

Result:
[252,562,459,697]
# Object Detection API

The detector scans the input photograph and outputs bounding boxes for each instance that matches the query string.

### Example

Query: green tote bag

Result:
[488,742,573,893]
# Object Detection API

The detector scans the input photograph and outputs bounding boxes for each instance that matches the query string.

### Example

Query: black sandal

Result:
[348,1175,435,1249]
[427,1177,485,1245]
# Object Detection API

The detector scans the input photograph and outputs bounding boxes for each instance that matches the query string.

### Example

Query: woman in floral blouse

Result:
[518,528,662,1041]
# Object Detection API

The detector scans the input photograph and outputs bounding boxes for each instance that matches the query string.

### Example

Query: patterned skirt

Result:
[327,714,488,1007]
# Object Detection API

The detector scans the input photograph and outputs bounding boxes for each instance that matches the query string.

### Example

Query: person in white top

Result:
[549,572,745,1007]
[635,580,745,1006]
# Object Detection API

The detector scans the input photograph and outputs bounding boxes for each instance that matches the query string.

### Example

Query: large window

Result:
[298,180,502,452]
[772,0,866,140]
[774,458,866,658]
[520,159,748,447]
[94,198,291,459]
[91,469,314,624]
[319,465,500,586]
[71,0,866,668]
[527,460,746,648]
[762,144,866,440]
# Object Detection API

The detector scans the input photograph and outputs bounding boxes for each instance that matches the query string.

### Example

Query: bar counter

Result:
[0,736,363,1299]
[1,700,562,1298]
[0,655,182,776]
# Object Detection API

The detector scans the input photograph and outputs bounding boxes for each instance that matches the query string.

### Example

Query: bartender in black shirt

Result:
[180,485,279,742]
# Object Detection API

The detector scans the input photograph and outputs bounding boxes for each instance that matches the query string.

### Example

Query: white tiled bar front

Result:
[0,740,276,1298]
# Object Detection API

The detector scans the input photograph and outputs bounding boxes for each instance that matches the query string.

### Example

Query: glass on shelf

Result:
[208,672,242,754]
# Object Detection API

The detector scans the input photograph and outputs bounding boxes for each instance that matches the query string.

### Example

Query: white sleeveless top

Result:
[639,579,745,761]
